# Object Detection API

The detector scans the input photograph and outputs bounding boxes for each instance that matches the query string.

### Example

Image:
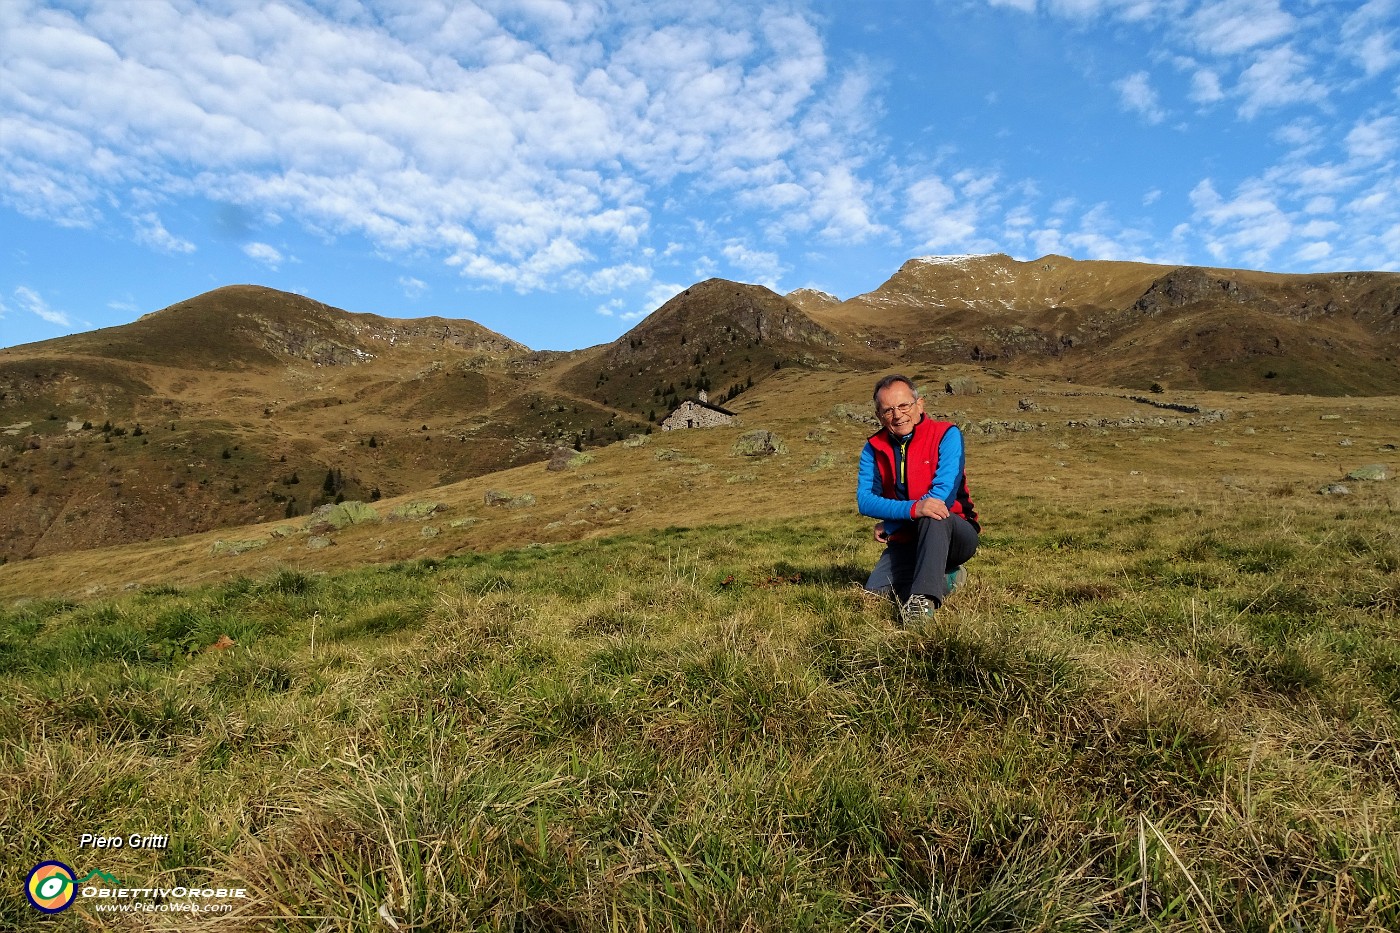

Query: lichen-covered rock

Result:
[211,539,266,556]
[389,501,443,520]
[1345,464,1391,481]
[732,430,786,457]
[828,403,877,427]
[484,490,535,509]
[945,377,980,396]
[307,536,333,549]
[547,449,594,471]
[1318,483,1351,496]
[306,500,380,533]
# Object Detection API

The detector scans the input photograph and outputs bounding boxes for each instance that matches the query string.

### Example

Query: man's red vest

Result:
[866,417,980,542]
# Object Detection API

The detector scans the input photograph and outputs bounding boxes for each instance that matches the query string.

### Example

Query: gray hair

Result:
[872,374,919,405]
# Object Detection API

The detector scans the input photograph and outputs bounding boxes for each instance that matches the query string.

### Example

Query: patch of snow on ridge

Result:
[911,254,988,267]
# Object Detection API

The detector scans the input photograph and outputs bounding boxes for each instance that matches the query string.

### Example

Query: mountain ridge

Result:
[2,255,1397,561]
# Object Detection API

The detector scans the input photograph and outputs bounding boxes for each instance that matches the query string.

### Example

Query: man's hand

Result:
[914,497,950,520]
[873,522,891,543]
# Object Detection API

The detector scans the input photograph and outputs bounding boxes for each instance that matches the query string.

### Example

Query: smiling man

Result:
[857,374,980,620]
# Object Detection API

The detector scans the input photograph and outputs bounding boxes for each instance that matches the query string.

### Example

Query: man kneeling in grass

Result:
[857,374,980,621]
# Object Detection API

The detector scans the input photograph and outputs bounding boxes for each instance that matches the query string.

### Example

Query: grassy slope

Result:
[2,371,1398,929]
[3,502,1397,930]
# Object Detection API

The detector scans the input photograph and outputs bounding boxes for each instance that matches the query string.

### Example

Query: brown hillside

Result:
[805,254,1400,394]
[3,256,1397,564]
[0,287,639,562]
[556,278,868,419]
[3,364,1396,603]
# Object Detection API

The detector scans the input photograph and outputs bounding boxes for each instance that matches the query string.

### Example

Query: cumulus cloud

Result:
[566,263,651,295]
[399,276,427,298]
[1295,241,1331,262]
[13,286,73,327]
[1188,0,1295,56]
[1116,71,1165,123]
[1235,46,1327,119]
[242,242,283,268]
[0,1,880,293]
[900,171,1007,254]
[4,0,1397,300]
[1346,116,1399,163]
[1189,68,1223,104]
[133,212,195,254]
[1189,178,1292,265]
[721,242,786,288]
[1342,0,1400,76]
[1025,203,1156,262]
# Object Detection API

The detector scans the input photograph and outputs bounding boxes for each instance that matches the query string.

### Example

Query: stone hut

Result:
[660,390,737,431]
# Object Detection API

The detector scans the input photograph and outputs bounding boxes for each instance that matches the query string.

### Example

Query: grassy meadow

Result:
[3,370,1398,929]
[4,495,1399,930]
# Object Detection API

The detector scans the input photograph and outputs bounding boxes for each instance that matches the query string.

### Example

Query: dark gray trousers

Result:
[865,514,979,604]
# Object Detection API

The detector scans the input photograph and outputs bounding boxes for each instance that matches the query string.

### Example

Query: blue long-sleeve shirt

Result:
[857,424,965,528]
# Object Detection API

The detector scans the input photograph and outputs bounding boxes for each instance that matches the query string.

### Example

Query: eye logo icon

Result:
[26,861,77,913]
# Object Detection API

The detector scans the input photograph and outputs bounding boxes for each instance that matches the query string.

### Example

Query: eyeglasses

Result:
[876,401,917,419]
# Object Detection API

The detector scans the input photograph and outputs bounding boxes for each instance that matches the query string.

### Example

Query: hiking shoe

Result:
[901,594,934,622]
[945,567,967,596]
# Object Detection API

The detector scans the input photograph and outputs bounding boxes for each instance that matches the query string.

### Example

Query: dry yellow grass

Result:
[3,367,1395,602]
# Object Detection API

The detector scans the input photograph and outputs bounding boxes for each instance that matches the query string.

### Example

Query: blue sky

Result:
[2,0,1397,352]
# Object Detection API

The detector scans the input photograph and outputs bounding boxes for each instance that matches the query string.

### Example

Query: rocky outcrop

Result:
[1133,267,1262,315]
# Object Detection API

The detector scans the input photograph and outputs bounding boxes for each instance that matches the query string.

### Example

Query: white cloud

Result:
[2,0,1395,297]
[1235,46,1327,119]
[567,262,650,294]
[1346,116,1399,163]
[1189,178,1293,265]
[902,177,977,251]
[1343,0,1400,77]
[1189,68,1223,104]
[242,242,283,268]
[13,286,73,327]
[625,281,685,320]
[1188,0,1295,56]
[1295,241,1331,262]
[133,212,195,254]
[1027,203,1155,262]
[1116,71,1165,123]
[1297,219,1340,239]
[721,242,786,288]
[1273,120,1324,151]
[398,276,427,298]
[0,1,880,292]
[1346,189,1390,216]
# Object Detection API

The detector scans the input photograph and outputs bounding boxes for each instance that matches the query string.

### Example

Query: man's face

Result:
[874,383,924,435]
